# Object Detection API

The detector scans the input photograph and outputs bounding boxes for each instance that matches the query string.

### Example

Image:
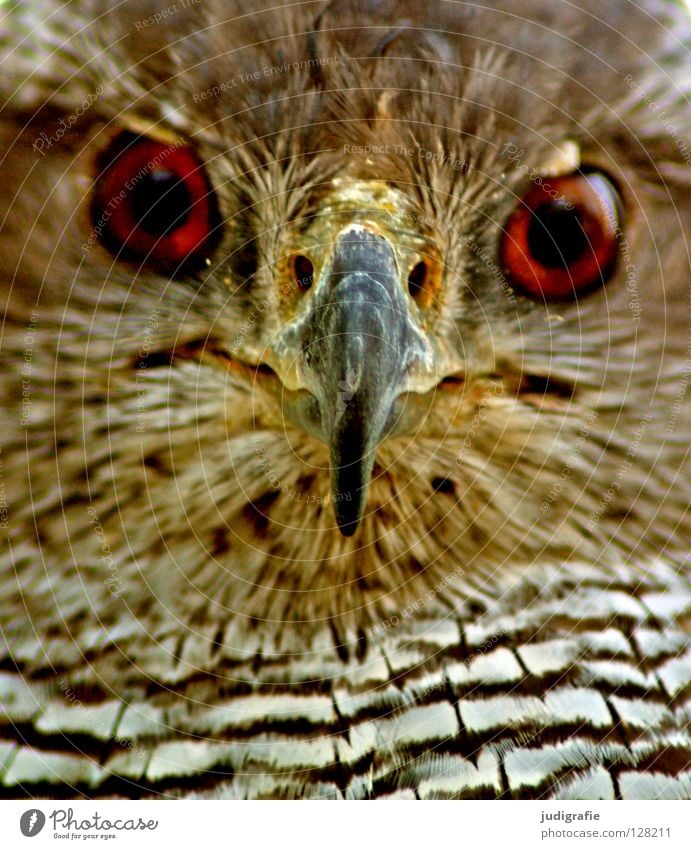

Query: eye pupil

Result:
[131,169,191,236]
[527,202,587,269]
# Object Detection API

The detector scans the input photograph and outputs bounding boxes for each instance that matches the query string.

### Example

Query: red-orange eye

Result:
[500,172,621,301]
[91,133,220,269]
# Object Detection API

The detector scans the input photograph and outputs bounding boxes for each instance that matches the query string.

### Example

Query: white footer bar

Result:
[0,799,687,849]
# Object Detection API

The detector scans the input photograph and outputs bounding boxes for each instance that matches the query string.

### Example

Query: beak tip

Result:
[332,491,365,537]
[337,519,360,538]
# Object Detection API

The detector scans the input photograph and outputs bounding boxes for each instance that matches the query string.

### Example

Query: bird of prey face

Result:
[0,0,689,800]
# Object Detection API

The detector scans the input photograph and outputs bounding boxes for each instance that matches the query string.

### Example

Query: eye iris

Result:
[500,171,622,302]
[527,200,588,268]
[130,169,191,236]
[91,132,219,270]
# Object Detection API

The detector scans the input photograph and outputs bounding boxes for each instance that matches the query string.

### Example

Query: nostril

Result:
[408,260,429,299]
[293,254,314,292]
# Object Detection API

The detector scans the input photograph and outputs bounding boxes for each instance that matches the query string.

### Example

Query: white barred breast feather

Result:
[0,560,689,799]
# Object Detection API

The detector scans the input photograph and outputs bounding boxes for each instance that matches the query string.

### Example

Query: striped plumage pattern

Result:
[2,559,689,799]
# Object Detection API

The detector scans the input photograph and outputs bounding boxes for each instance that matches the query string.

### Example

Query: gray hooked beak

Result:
[301,227,428,536]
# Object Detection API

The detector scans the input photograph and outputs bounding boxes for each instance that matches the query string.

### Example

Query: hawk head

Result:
[0,0,689,644]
